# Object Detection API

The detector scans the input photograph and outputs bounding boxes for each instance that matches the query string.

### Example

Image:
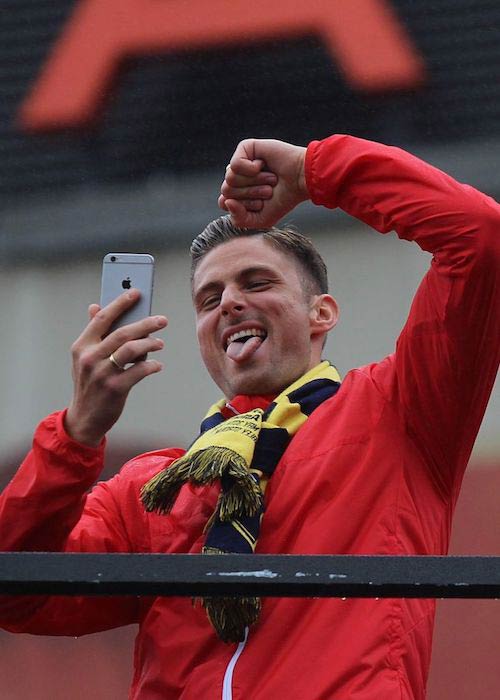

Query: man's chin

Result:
[219,364,271,398]
[223,364,293,399]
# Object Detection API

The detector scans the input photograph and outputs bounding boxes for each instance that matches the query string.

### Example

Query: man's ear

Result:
[309,294,339,336]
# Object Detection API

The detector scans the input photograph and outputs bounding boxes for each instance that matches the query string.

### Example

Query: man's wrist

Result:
[63,409,104,448]
[295,147,309,201]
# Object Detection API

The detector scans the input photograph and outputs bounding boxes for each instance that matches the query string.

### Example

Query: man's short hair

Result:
[190,215,328,296]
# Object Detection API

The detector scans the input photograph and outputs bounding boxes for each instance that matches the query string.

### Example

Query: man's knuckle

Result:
[113,328,129,345]
[78,350,97,372]
[94,309,108,323]
[102,376,122,397]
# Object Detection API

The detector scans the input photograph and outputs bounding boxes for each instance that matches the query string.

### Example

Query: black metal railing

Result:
[0,553,499,599]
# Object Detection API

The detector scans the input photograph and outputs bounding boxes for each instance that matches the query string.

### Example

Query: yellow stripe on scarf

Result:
[186,409,263,464]
[231,519,258,551]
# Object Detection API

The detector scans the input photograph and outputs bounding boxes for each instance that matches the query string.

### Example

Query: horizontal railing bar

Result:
[0,553,499,598]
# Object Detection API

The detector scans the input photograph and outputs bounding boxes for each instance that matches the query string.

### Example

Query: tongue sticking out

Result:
[226,336,264,362]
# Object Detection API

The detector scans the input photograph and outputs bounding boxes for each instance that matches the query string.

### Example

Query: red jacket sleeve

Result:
[305,135,500,498]
[0,410,140,635]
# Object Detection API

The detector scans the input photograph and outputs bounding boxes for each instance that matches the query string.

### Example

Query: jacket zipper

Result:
[221,627,248,700]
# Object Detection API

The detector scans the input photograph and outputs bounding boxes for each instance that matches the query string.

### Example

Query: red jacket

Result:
[1,136,499,700]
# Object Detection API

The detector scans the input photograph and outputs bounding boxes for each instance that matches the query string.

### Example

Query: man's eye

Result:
[202,295,220,309]
[248,280,270,289]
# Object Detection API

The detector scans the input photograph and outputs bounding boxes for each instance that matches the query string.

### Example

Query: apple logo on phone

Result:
[122,277,132,289]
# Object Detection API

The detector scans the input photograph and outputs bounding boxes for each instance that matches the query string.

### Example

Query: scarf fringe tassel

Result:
[200,548,261,643]
[202,596,261,644]
[141,447,262,519]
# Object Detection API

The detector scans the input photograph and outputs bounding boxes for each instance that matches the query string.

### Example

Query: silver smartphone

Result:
[100,253,155,333]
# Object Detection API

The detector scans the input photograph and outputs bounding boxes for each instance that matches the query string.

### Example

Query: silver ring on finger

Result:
[109,352,126,372]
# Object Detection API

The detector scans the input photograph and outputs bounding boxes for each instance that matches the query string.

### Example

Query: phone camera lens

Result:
[110,255,117,262]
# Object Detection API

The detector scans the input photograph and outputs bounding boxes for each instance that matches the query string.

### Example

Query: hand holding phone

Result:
[64,253,165,447]
[100,253,155,333]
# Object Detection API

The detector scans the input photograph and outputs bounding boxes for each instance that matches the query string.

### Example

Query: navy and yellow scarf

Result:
[141,361,341,642]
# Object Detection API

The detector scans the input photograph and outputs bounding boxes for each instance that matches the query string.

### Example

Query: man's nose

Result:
[220,286,246,315]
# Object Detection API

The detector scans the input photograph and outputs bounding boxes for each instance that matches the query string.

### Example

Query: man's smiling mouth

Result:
[224,327,268,362]
[225,327,267,349]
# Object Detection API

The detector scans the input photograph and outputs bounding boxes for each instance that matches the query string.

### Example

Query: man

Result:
[0,134,498,699]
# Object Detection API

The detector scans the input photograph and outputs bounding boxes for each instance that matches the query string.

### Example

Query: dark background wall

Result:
[2,0,500,258]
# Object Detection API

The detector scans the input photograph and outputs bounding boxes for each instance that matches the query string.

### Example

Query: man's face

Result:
[193,236,321,398]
